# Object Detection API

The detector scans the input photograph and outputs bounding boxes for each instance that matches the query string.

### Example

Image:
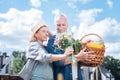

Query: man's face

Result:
[55,16,68,34]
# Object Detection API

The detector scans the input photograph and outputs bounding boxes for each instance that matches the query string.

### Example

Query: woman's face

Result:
[35,26,49,42]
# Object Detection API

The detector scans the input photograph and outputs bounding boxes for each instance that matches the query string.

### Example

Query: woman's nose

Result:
[46,32,49,36]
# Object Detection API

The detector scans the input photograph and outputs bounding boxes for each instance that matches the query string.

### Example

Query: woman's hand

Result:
[64,46,73,57]
[54,37,60,46]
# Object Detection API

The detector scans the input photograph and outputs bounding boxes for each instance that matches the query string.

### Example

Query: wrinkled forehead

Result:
[55,16,68,24]
[56,16,66,21]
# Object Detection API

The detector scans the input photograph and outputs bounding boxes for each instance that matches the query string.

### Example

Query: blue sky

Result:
[0,0,120,59]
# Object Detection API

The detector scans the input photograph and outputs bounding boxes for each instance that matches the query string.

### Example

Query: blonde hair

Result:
[29,26,53,43]
[29,34,37,43]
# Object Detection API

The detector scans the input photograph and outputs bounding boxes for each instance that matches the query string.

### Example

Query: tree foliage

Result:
[101,56,120,80]
[12,51,27,74]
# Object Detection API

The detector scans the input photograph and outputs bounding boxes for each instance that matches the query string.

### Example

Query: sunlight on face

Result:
[35,26,49,42]
[55,16,68,34]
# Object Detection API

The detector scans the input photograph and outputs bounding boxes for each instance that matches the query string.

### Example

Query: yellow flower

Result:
[79,41,83,44]
[86,42,102,48]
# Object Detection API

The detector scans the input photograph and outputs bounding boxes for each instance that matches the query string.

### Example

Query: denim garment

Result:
[46,35,83,80]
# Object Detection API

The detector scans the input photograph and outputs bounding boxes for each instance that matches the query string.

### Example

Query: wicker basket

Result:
[80,33,105,67]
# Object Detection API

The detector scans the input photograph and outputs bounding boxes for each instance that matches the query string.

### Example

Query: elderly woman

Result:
[18,20,73,80]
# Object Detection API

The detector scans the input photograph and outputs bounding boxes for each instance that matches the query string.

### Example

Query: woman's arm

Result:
[50,54,66,62]
[27,41,72,63]
[51,46,73,62]
[27,41,51,63]
[46,36,67,66]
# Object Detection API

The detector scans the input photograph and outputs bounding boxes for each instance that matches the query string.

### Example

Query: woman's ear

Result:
[34,33,38,39]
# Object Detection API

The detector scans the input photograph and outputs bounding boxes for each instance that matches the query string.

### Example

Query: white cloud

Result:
[30,0,41,8]
[0,8,43,53]
[107,0,113,8]
[43,0,48,2]
[80,0,92,4]
[71,25,77,33]
[65,0,92,9]
[67,2,77,9]
[0,41,28,55]
[0,8,43,35]
[89,18,120,38]
[105,52,120,59]
[78,8,103,25]
[52,9,67,17]
[104,42,120,59]
[73,8,120,39]
[105,42,120,53]
[0,42,2,46]
[73,8,103,39]
[52,9,61,16]
[52,9,67,24]
[71,8,120,59]
[71,25,78,39]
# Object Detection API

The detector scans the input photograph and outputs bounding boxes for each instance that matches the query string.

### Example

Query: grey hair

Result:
[54,13,67,24]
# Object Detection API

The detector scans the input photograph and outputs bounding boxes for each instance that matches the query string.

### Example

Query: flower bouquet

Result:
[55,32,84,63]
[56,33,84,53]
[55,33,105,67]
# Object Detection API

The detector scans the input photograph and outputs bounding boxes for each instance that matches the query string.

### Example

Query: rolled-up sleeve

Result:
[46,36,65,66]
[35,49,52,63]
[27,41,52,63]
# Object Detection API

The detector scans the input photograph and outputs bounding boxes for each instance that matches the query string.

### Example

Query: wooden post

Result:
[0,75,23,80]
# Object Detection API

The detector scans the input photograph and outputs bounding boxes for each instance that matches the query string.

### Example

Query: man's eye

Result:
[62,24,65,26]
[57,24,61,26]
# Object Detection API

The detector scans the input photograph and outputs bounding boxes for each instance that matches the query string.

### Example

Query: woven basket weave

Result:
[80,33,105,67]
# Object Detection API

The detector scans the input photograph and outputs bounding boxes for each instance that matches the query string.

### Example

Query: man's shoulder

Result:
[49,35,56,39]
[48,35,56,41]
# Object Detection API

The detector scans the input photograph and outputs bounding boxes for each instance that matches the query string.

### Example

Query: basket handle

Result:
[80,33,104,46]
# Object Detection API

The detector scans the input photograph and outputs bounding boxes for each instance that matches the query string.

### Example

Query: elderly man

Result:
[46,13,95,80]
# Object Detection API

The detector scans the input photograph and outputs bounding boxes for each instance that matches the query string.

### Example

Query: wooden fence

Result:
[0,75,23,80]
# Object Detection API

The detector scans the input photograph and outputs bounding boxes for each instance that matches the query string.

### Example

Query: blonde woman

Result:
[19,20,73,80]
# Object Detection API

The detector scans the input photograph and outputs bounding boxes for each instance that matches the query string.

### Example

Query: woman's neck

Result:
[38,40,43,44]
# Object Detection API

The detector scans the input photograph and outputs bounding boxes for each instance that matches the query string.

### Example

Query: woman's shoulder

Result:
[30,40,39,44]
[29,41,40,49]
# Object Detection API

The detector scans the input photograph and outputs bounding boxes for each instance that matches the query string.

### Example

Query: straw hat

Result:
[30,20,47,42]
[31,20,47,34]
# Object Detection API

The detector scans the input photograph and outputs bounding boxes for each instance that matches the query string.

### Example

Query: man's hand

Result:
[75,47,96,63]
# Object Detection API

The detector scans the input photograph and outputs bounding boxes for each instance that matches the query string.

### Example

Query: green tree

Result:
[101,56,120,80]
[12,51,27,74]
